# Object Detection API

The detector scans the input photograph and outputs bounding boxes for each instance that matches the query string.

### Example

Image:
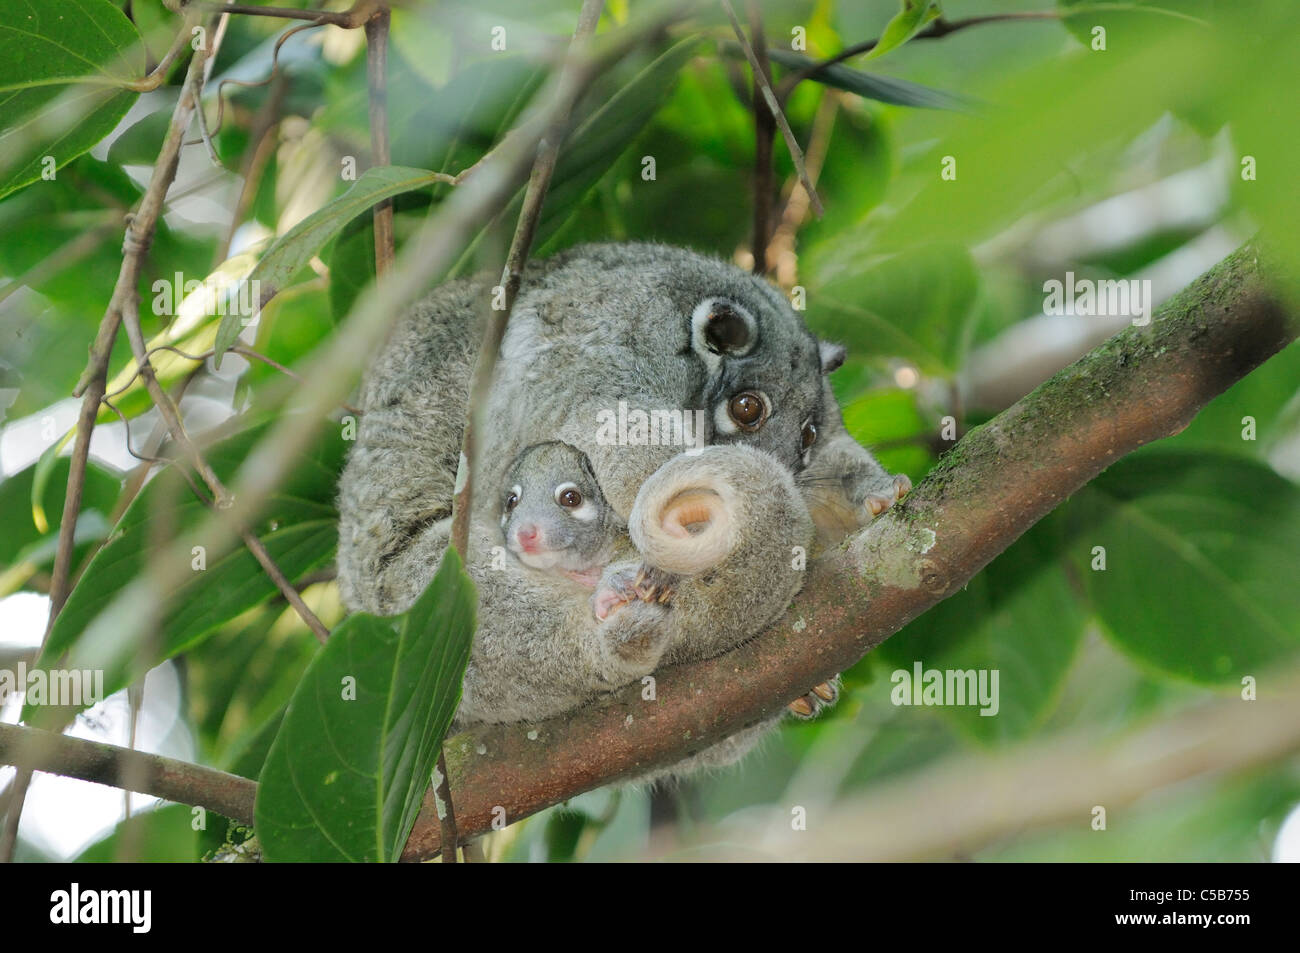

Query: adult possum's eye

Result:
[728,390,768,432]
[555,483,583,508]
[801,419,817,452]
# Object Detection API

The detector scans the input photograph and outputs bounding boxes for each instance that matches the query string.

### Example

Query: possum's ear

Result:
[691,299,758,362]
[819,340,846,374]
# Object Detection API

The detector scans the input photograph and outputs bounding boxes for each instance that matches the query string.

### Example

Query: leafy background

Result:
[1,0,1299,862]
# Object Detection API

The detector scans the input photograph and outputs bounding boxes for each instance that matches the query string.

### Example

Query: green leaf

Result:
[1067,450,1300,683]
[808,241,981,374]
[256,549,477,863]
[535,37,701,247]
[0,454,120,595]
[0,0,144,200]
[876,517,1087,743]
[215,166,450,362]
[866,1,943,61]
[763,47,970,111]
[34,418,346,711]
[75,804,202,863]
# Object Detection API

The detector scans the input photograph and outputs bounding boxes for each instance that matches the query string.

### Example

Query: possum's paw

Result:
[633,564,678,605]
[787,678,839,719]
[592,564,677,622]
[600,599,672,673]
[863,474,912,518]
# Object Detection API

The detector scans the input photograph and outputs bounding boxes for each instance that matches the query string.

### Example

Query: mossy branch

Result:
[1,247,1292,862]
[399,243,1298,860]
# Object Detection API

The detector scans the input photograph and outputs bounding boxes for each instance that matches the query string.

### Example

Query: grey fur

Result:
[336,242,901,764]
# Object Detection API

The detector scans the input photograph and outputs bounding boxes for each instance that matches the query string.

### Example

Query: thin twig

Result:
[190,20,318,145]
[767,90,838,287]
[123,306,332,643]
[745,0,774,274]
[216,72,287,263]
[128,10,203,92]
[366,6,396,276]
[193,0,383,27]
[0,769,32,862]
[53,12,228,651]
[776,12,1062,100]
[720,0,822,227]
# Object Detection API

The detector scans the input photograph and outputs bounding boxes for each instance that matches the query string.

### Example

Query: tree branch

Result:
[397,243,1296,860]
[0,723,255,828]
[746,668,1300,861]
[3,246,1293,862]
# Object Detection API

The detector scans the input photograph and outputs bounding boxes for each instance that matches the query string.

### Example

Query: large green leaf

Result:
[214,166,451,361]
[876,517,1088,743]
[0,0,143,200]
[1067,450,1300,683]
[256,549,477,863]
[34,418,346,709]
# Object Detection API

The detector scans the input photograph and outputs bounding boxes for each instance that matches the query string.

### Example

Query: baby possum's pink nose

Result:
[515,524,542,553]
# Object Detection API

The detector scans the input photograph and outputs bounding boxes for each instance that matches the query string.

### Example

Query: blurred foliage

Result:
[1,0,1298,862]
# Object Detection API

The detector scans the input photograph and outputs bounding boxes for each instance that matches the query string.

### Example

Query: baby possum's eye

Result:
[727,390,769,432]
[504,486,521,513]
[555,483,583,508]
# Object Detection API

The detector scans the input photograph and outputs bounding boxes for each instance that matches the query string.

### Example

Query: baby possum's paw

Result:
[787,677,840,719]
[592,565,676,621]
[863,474,912,518]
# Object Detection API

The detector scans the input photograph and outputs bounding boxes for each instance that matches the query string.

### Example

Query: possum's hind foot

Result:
[787,679,839,719]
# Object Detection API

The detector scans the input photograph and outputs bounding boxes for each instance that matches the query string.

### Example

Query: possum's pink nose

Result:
[515,524,541,553]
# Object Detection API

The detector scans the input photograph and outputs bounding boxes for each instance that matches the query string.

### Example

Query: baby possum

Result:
[500,441,623,588]
[500,440,674,624]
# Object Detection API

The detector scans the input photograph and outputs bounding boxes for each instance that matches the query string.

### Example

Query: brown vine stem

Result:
[120,295,332,644]
[0,11,230,865]
[444,0,607,866]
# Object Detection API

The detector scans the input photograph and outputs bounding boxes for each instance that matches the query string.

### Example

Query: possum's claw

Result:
[633,565,678,605]
[863,474,913,518]
[593,564,677,620]
[787,679,839,719]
